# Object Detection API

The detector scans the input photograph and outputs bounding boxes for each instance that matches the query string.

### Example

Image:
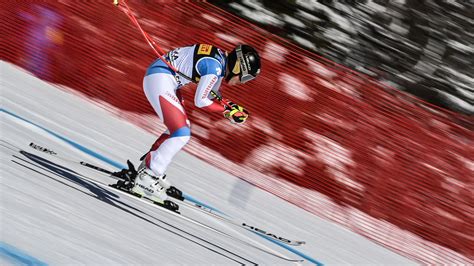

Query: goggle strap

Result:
[236,45,254,83]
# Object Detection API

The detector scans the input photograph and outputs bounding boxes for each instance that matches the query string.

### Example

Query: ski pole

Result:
[210,91,232,107]
[113,0,234,109]
[114,0,169,67]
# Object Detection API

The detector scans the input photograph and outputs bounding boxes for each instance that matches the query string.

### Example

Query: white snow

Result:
[0,61,424,265]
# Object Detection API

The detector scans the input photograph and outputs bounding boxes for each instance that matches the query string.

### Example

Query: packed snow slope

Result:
[0,63,417,265]
[3,3,472,263]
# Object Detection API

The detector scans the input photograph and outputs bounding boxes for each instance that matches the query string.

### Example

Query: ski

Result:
[29,142,118,177]
[28,142,306,246]
[3,141,305,263]
[93,175,303,262]
[178,199,306,246]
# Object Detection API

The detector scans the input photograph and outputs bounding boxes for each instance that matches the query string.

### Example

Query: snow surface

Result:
[1,61,416,265]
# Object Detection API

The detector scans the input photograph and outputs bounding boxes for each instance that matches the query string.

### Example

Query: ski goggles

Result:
[235,45,256,83]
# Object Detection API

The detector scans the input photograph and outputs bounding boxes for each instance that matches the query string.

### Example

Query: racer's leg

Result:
[143,73,191,177]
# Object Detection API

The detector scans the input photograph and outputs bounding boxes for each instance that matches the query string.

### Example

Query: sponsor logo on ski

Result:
[242,223,291,244]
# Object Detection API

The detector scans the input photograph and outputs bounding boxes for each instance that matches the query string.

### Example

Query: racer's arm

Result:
[194,74,225,112]
[193,57,225,112]
[194,57,249,123]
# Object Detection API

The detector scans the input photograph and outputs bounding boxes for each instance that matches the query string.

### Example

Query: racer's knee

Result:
[170,126,191,145]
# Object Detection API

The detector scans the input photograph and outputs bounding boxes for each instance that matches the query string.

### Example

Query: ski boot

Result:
[144,170,184,201]
[110,160,137,191]
[131,165,179,212]
[136,161,185,201]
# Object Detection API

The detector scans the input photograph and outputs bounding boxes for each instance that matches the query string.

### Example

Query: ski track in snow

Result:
[0,61,416,265]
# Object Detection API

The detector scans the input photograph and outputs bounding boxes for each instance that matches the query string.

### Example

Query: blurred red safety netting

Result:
[1,1,472,264]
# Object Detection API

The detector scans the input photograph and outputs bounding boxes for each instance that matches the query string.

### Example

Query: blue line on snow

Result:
[1,108,126,170]
[2,108,323,265]
[0,242,48,266]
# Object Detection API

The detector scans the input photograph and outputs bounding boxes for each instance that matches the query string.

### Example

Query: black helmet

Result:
[226,44,261,83]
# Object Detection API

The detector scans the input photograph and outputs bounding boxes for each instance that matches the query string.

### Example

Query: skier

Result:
[112,44,261,210]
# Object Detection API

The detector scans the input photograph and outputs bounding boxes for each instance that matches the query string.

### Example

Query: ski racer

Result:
[112,44,261,210]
